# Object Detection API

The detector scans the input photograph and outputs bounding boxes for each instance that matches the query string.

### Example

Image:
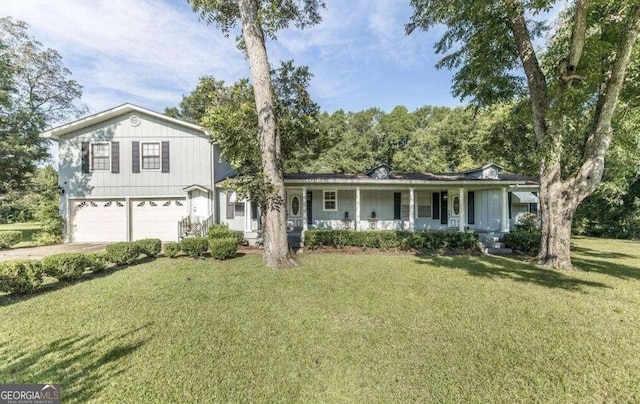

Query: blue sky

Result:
[4,0,463,118]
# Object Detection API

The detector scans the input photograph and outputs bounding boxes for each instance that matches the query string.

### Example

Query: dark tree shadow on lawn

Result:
[0,323,151,403]
[414,254,608,292]
[571,245,636,260]
[571,256,640,281]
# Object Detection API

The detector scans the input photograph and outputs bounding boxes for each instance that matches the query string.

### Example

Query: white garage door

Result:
[71,199,127,242]
[131,198,186,242]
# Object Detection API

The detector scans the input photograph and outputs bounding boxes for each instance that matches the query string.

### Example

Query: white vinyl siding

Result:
[323,190,337,211]
[141,142,161,170]
[91,143,110,171]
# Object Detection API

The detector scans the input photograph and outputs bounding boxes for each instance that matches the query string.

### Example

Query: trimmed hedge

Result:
[42,253,89,280]
[163,242,181,258]
[134,239,162,258]
[208,224,244,244]
[304,230,478,251]
[0,259,43,294]
[209,237,239,260]
[106,242,140,265]
[180,237,209,258]
[504,230,541,256]
[86,252,109,272]
[0,231,22,249]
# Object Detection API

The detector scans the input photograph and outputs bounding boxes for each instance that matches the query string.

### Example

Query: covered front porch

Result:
[285,186,522,235]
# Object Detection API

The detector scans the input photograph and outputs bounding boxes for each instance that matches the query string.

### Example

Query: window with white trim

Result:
[323,190,337,211]
[417,191,432,218]
[91,143,110,171]
[141,142,161,170]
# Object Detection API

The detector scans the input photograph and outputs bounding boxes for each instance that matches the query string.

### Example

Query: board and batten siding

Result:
[58,111,218,222]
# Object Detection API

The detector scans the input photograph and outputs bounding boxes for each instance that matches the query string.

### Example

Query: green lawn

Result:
[0,222,42,247]
[1,237,639,402]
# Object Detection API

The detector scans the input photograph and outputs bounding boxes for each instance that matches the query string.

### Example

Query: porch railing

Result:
[178,214,215,239]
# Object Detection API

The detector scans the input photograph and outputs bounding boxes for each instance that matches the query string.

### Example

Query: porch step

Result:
[482,247,513,255]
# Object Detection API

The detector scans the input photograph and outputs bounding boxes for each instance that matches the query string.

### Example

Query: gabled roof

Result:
[459,163,504,174]
[183,184,212,193]
[40,103,208,141]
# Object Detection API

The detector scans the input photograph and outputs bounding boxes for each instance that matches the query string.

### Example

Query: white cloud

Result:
[4,0,248,115]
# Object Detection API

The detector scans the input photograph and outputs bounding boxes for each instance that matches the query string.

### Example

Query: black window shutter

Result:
[468,191,475,225]
[81,142,90,173]
[251,202,258,219]
[393,192,401,220]
[161,141,170,173]
[508,192,512,219]
[111,142,120,173]
[440,191,448,225]
[132,141,140,173]
[306,191,313,225]
[432,192,440,220]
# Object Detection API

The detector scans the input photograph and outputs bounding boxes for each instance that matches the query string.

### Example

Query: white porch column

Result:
[409,188,415,231]
[302,187,308,232]
[355,187,361,231]
[459,188,465,232]
[501,187,510,233]
[244,198,251,232]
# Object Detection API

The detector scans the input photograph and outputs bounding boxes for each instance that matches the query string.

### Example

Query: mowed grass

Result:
[0,222,42,247]
[1,237,640,402]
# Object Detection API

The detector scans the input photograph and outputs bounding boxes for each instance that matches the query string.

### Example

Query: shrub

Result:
[0,259,43,294]
[106,242,140,265]
[209,237,239,260]
[504,230,541,256]
[42,253,90,280]
[515,213,540,233]
[134,239,162,258]
[0,231,22,249]
[163,242,181,258]
[303,230,478,252]
[86,252,109,272]
[180,237,209,258]
[208,224,244,244]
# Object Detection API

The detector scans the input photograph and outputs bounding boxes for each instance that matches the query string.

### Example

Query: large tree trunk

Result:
[238,0,296,268]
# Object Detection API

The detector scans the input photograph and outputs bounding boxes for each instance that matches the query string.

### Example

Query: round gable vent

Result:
[130,115,141,127]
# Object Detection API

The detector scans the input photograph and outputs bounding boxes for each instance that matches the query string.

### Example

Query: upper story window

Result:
[91,143,110,171]
[323,190,337,211]
[141,143,160,170]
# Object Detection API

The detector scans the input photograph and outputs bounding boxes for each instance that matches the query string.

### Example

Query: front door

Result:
[288,193,302,228]
[189,190,209,220]
[449,193,460,228]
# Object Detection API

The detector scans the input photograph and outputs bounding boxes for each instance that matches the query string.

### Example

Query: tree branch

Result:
[571,3,640,200]
[501,0,549,145]
[568,0,588,70]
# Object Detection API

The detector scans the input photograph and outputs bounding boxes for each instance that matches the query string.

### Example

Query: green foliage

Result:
[209,237,239,260]
[304,230,478,251]
[0,17,85,195]
[163,242,181,258]
[504,231,541,256]
[207,224,244,244]
[134,239,162,258]
[0,231,21,249]
[0,259,43,294]
[180,237,209,258]
[515,213,541,233]
[106,242,140,266]
[41,253,89,280]
[86,252,109,272]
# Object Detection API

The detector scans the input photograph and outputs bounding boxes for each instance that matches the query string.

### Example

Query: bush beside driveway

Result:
[0,243,108,262]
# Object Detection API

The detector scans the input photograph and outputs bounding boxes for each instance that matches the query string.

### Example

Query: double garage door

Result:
[70,198,186,242]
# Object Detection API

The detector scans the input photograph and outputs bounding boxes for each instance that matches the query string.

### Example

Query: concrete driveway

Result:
[0,243,108,262]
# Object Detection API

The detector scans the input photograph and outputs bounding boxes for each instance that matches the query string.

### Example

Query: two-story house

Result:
[41,103,539,244]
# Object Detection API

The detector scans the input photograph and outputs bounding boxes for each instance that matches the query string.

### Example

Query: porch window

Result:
[226,192,234,219]
[234,202,245,217]
[417,192,431,218]
[323,190,337,211]
[91,143,110,171]
[141,143,161,170]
